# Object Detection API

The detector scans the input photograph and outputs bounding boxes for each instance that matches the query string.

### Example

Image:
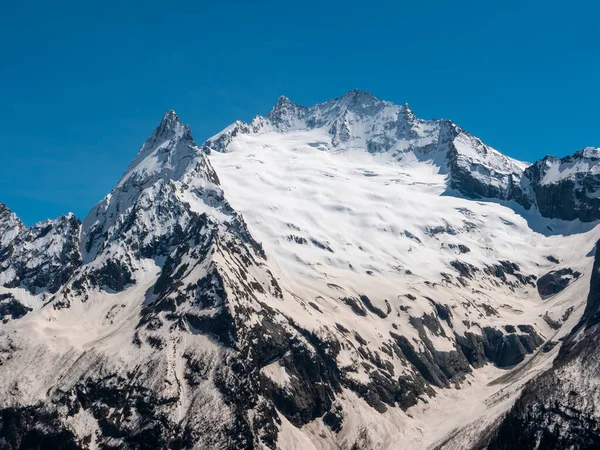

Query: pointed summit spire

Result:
[268,96,297,116]
[341,89,378,102]
[151,110,186,142]
[267,95,305,128]
[273,96,292,109]
[117,110,198,189]
[400,103,415,120]
[0,202,24,246]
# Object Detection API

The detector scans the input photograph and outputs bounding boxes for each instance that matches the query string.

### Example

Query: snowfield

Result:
[209,124,600,449]
[0,91,599,449]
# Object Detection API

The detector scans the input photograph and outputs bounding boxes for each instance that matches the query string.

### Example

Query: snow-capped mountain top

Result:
[575,146,600,160]
[1,99,600,449]
[118,110,216,190]
[0,207,80,303]
[203,91,600,223]
[206,90,524,171]
[0,203,23,247]
[203,90,534,215]
[534,146,600,186]
[80,110,223,263]
[523,146,600,221]
[267,89,390,130]
[259,89,436,152]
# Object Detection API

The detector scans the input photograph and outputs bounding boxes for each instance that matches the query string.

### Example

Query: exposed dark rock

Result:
[0,405,85,450]
[481,303,500,317]
[90,259,135,292]
[354,332,368,346]
[287,235,307,245]
[335,323,349,334]
[359,295,388,318]
[308,301,322,312]
[542,313,561,330]
[455,325,543,369]
[403,230,422,244]
[484,260,536,288]
[390,325,471,389]
[309,238,334,253]
[446,134,533,210]
[541,341,558,353]
[0,294,31,321]
[426,221,458,237]
[342,297,367,316]
[525,151,600,222]
[537,268,581,298]
[322,405,344,432]
[425,297,452,325]
[450,260,479,279]
[447,243,471,254]
[0,212,82,295]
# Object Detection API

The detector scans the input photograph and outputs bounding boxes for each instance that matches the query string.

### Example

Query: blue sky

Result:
[0,0,598,225]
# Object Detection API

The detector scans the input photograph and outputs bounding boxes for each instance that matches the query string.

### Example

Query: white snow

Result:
[1,97,600,449]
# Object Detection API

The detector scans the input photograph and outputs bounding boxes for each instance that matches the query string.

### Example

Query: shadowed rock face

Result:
[450,144,600,223]
[0,294,31,321]
[524,149,600,222]
[483,242,600,449]
[537,268,581,298]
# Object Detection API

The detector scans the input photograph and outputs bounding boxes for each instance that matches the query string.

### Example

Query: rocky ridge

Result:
[0,93,598,449]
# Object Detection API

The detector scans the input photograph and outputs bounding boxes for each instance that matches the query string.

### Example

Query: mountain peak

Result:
[340,88,379,102]
[0,202,23,246]
[267,95,305,126]
[152,109,187,142]
[576,147,600,159]
[161,109,180,122]
[273,95,292,108]
[116,111,200,192]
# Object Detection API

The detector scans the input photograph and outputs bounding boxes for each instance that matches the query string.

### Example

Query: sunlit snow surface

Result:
[209,129,600,448]
[1,101,599,448]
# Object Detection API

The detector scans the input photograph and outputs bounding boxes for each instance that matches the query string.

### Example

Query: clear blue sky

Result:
[1,0,598,225]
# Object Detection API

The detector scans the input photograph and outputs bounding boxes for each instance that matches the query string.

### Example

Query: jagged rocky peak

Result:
[76,110,253,303]
[267,95,307,128]
[201,91,600,223]
[523,146,600,221]
[273,89,389,130]
[327,88,383,115]
[118,109,215,190]
[154,109,187,139]
[268,89,382,125]
[575,146,600,159]
[0,209,81,298]
[0,202,24,246]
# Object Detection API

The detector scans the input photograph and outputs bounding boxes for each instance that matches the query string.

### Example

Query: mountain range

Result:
[0,90,599,449]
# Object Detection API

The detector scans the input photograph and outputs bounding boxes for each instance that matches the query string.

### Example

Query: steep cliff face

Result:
[523,147,600,222]
[482,241,600,450]
[444,127,533,208]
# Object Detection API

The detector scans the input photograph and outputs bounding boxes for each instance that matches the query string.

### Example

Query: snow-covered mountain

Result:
[0,91,599,449]
[481,239,600,449]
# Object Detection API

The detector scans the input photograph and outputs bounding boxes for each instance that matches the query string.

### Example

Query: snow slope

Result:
[207,102,600,448]
[0,92,599,449]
